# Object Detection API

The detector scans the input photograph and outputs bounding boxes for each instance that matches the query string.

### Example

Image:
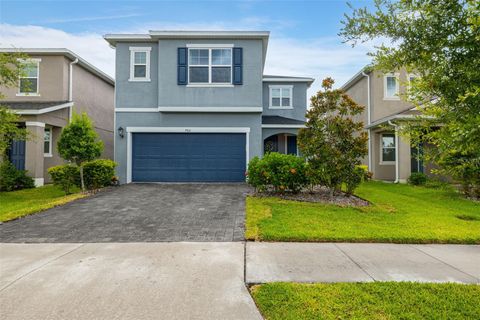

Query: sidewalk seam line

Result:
[334,243,376,282]
[0,243,86,292]
[409,245,479,281]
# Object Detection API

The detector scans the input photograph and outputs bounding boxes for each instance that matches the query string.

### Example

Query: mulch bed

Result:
[252,185,370,207]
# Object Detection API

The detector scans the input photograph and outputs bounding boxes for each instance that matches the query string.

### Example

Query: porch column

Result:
[25,121,45,187]
[398,135,412,183]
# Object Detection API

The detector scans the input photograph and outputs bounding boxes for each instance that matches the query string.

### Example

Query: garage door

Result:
[132,133,246,182]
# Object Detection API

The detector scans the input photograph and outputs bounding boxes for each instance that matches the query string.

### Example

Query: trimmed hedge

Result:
[48,159,117,194]
[247,152,308,193]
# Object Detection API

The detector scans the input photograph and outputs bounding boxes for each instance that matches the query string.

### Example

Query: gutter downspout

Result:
[362,72,372,171]
[68,58,79,121]
[388,120,400,183]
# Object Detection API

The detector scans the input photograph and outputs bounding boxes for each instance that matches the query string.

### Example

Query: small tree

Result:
[0,107,29,159]
[298,77,368,196]
[57,112,103,191]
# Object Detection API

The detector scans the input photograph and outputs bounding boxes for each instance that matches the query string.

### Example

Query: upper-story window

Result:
[129,47,151,81]
[18,58,41,96]
[269,85,293,109]
[384,73,399,100]
[188,48,232,84]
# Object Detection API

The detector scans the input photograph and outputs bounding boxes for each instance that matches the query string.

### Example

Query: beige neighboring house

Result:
[341,67,431,183]
[0,48,114,187]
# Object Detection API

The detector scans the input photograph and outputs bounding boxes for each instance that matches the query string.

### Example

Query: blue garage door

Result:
[132,133,246,182]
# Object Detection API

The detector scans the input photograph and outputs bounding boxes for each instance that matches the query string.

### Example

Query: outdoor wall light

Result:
[118,126,125,138]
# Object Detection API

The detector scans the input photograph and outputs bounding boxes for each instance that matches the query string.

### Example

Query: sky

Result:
[0,0,377,95]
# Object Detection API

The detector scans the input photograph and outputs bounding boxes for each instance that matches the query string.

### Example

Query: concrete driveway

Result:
[0,242,262,320]
[0,184,250,242]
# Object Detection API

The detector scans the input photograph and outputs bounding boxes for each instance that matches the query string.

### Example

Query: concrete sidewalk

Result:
[0,243,262,320]
[246,242,480,284]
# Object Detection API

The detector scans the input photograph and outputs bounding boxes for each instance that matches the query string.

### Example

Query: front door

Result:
[286,135,297,155]
[8,139,26,170]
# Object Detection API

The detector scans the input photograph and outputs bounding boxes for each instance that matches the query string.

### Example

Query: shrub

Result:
[357,165,373,181]
[83,159,117,190]
[247,152,308,193]
[408,172,428,186]
[0,161,35,191]
[48,164,80,194]
[345,166,366,196]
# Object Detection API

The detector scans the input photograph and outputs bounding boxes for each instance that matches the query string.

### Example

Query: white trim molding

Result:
[129,47,151,82]
[25,121,45,127]
[14,102,74,115]
[158,106,263,113]
[125,127,251,183]
[186,43,234,48]
[261,124,305,129]
[116,108,159,113]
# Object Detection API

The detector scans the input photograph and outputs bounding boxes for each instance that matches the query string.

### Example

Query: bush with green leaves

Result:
[83,159,117,190]
[48,164,80,194]
[408,172,428,186]
[345,166,367,196]
[0,161,35,192]
[247,152,308,193]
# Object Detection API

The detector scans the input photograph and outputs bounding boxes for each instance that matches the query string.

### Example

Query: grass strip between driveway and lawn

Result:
[0,185,85,222]
[250,282,480,320]
[246,181,480,243]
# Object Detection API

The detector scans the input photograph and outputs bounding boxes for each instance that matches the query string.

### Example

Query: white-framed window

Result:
[407,73,418,99]
[269,85,293,109]
[129,47,151,81]
[44,127,52,157]
[17,58,41,96]
[188,47,232,85]
[383,73,399,100]
[380,133,396,163]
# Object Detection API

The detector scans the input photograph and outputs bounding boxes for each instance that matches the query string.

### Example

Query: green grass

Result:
[251,282,480,320]
[246,181,480,243]
[0,185,85,222]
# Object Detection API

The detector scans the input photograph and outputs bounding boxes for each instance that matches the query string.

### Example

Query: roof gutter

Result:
[362,71,372,171]
[388,120,400,183]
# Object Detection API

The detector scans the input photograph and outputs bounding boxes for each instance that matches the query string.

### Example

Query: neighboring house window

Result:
[381,133,396,163]
[188,48,232,84]
[129,47,151,81]
[18,58,41,95]
[384,73,399,99]
[44,127,52,157]
[269,85,293,109]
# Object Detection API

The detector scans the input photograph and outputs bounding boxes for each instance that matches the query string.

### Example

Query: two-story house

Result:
[341,67,430,182]
[0,48,115,186]
[104,31,313,184]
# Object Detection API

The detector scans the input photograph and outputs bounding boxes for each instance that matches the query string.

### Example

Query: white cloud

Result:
[0,24,115,76]
[0,23,374,95]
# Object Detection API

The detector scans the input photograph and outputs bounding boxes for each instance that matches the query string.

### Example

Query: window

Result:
[18,59,40,95]
[381,133,396,163]
[44,127,52,157]
[269,85,293,108]
[129,47,151,81]
[188,48,232,84]
[384,73,399,99]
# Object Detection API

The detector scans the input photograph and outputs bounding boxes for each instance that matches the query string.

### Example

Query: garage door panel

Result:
[132,133,246,182]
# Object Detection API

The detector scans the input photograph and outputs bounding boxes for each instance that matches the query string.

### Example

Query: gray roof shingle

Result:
[262,116,305,125]
[1,101,70,110]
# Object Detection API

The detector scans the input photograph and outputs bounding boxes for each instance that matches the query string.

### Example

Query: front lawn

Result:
[0,185,85,222]
[246,181,480,243]
[251,282,480,320]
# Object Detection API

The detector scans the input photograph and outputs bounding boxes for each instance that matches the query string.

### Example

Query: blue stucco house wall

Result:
[104,31,314,183]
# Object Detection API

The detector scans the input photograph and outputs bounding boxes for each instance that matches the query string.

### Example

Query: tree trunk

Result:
[79,164,85,192]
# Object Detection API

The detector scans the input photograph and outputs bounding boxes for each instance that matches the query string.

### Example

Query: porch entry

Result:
[264,134,297,155]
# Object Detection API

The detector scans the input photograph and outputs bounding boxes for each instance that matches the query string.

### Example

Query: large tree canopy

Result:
[340,0,480,197]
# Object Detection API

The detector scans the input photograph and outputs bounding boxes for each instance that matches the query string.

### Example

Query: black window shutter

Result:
[232,47,243,85]
[178,48,188,85]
